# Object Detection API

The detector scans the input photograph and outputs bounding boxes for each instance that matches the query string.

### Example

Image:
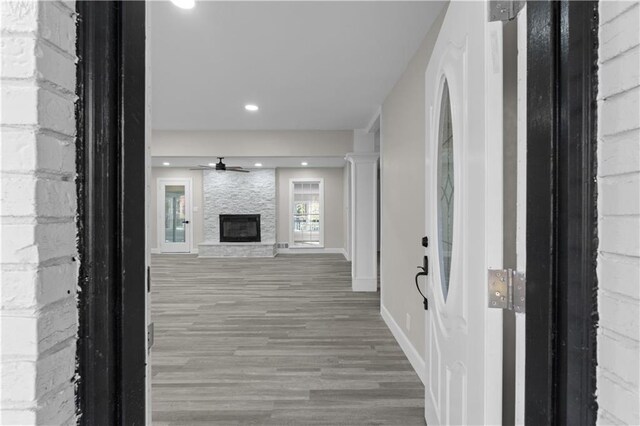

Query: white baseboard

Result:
[150,248,198,254]
[380,303,426,385]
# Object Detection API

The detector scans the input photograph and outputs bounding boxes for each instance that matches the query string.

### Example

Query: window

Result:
[437,79,454,301]
[290,179,324,247]
[164,185,186,243]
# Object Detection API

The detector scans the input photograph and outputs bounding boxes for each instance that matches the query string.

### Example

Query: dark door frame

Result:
[75,1,147,424]
[526,1,599,424]
[74,1,600,424]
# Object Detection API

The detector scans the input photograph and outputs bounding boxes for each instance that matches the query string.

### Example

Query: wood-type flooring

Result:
[151,254,424,425]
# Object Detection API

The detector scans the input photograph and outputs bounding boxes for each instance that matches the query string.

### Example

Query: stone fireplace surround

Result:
[198,169,276,257]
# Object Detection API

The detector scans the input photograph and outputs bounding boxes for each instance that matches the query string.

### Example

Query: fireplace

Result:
[219,214,261,242]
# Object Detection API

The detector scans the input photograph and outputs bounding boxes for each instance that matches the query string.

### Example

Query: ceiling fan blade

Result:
[190,163,249,172]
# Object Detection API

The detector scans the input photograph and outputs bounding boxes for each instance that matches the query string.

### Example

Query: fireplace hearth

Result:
[219,214,261,243]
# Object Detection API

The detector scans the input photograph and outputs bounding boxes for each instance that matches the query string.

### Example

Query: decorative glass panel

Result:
[164,185,186,243]
[292,182,321,246]
[437,80,454,301]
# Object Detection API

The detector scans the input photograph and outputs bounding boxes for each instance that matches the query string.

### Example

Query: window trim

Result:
[289,177,325,249]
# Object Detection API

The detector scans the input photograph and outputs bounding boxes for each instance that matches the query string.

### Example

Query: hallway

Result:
[151,254,424,425]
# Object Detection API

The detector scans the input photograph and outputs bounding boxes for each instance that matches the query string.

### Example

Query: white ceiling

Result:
[150,1,445,131]
[152,156,346,169]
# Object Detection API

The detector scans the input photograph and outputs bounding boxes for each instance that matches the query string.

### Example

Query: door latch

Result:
[415,256,429,310]
[488,269,526,313]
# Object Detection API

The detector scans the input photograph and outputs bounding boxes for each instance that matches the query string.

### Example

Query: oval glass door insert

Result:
[437,80,454,301]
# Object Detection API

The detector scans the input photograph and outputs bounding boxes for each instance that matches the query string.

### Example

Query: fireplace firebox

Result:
[219,214,261,242]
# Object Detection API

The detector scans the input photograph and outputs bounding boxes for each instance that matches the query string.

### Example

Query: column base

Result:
[352,277,377,292]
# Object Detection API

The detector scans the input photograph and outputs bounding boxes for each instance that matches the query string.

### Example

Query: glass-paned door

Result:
[291,180,323,247]
[158,178,192,253]
[165,185,186,243]
[423,2,505,424]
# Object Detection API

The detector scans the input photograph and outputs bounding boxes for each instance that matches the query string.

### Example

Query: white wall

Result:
[152,130,353,157]
[596,2,640,424]
[0,1,78,423]
[151,167,346,252]
[150,168,204,251]
[276,168,345,250]
[379,6,447,378]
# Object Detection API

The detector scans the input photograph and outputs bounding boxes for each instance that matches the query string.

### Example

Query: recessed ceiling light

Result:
[254,163,263,167]
[208,163,216,166]
[301,162,308,166]
[163,162,170,166]
[171,0,195,9]
[245,104,259,112]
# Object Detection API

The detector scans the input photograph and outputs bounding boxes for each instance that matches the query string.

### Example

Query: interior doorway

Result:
[157,178,193,253]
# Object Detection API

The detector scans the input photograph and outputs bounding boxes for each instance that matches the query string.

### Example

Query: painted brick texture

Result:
[597,2,640,425]
[1,1,78,424]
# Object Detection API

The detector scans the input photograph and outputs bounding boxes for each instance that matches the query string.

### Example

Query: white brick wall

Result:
[1,1,78,424]
[202,169,277,243]
[597,2,640,425]
[199,169,277,257]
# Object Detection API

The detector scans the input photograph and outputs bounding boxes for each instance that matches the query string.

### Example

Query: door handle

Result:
[182,220,190,224]
[415,255,429,310]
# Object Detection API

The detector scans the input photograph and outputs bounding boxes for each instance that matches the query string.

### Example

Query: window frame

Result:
[288,177,325,249]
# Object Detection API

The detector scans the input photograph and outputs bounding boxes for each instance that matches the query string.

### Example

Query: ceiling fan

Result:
[191,157,249,173]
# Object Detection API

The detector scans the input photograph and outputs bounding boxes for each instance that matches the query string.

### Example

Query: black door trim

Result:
[526,1,599,424]
[75,1,147,424]
[74,0,601,423]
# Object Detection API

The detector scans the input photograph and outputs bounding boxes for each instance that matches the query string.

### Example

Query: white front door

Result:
[424,2,504,424]
[158,178,192,253]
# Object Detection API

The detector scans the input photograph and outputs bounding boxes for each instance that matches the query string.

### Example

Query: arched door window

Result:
[436,80,454,301]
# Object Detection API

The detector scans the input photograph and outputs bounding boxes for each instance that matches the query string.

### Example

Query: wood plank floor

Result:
[151,254,424,425]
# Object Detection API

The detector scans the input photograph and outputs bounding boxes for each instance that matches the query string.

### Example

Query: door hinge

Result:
[488,0,525,22]
[488,269,526,313]
[148,322,154,351]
